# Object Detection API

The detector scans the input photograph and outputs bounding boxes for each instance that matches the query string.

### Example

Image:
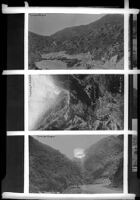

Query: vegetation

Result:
[29,14,124,69]
[83,135,123,186]
[29,136,83,193]
[33,75,124,130]
[30,135,123,193]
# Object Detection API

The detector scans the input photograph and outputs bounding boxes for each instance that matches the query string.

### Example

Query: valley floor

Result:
[33,51,124,70]
[80,183,122,193]
[63,183,122,194]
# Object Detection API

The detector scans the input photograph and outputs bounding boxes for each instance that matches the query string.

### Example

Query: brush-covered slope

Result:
[51,14,123,54]
[29,14,124,69]
[83,135,123,187]
[34,75,124,130]
[29,136,83,193]
[69,75,124,130]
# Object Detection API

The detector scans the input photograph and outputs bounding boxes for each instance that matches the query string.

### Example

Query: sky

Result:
[29,13,105,36]
[34,135,110,159]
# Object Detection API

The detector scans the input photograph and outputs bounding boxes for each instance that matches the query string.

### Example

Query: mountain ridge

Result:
[51,14,123,39]
[29,136,83,193]
[30,135,123,193]
[29,14,124,69]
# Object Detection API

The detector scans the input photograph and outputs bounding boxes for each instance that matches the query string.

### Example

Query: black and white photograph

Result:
[128,75,138,172]
[132,75,137,131]
[29,74,124,130]
[1,1,140,198]
[129,74,137,130]
[29,14,124,70]
[132,15,137,69]
[132,134,137,172]
[29,135,123,193]
[128,133,140,195]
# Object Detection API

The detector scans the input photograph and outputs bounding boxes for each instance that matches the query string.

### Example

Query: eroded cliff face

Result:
[33,75,124,130]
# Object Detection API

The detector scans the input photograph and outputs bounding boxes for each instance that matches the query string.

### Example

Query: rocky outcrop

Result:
[34,75,124,130]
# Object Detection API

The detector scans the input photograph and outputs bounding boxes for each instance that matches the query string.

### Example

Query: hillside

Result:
[29,14,124,69]
[29,136,83,193]
[32,90,70,130]
[33,75,124,130]
[30,135,123,193]
[83,135,123,187]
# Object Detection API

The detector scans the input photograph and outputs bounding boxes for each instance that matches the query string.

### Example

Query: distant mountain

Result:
[83,135,123,187]
[29,136,83,193]
[51,14,123,46]
[29,14,124,69]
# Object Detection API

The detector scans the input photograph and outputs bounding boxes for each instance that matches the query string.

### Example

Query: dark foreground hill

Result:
[29,14,124,69]
[29,136,83,193]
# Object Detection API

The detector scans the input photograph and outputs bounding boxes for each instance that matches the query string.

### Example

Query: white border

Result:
[2,4,139,14]
[123,0,129,193]
[6,130,137,136]
[24,3,29,194]
[2,69,140,75]
[2,192,136,199]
